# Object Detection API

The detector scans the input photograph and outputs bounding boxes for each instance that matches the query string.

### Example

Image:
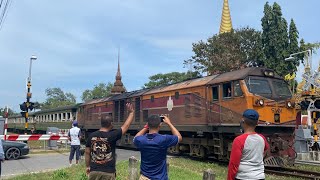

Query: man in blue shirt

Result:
[134,115,182,180]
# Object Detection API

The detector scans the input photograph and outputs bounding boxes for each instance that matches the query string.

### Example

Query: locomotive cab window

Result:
[212,86,219,101]
[223,82,232,98]
[233,81,243,97]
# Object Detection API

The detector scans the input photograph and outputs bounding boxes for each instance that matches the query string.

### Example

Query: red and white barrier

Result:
[0,134,68,141]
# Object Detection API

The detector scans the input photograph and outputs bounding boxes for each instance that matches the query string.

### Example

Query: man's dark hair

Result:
[148,115,161,129]
[101,116,112,128]
[243,117,258,127]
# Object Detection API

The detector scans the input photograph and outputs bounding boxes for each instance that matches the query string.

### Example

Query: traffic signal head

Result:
[20,102,27,111]
[29,102,35,111]
[300,100,310,110]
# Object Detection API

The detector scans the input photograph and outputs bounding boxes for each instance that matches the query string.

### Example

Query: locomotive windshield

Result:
[247,79,272,96]
[246,77,292,100]
[272,80,291,98]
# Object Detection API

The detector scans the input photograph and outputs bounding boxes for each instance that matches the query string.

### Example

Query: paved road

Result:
[2,149,140,179]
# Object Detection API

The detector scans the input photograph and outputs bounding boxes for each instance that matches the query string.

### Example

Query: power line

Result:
[0,0,12,31]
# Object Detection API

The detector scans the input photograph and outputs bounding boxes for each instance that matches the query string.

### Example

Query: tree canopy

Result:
[143,71,202,88]
[81,82,113,102]
[41,88,76,110]
[186,2,318,78]
[185,27,264,75]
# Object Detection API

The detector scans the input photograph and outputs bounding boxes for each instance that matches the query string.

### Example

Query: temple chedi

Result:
[219,0,232,34]
[111,50,126,95]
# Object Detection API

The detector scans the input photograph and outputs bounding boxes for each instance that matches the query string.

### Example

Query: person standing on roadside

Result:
[85,103,134,180]
[134,115,182,180]
[227,109,269,180]
[68,120,81,166]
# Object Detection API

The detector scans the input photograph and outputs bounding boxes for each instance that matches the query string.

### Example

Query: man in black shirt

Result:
[85,103,134,180]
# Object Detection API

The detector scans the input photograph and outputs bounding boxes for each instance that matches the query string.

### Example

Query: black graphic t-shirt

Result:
[86,129,122,173]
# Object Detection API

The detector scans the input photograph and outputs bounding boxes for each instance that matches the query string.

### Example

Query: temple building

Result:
[219,0,232,34]
[111,51,126,95]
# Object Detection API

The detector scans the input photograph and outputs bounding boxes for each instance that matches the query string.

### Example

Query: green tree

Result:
[261,2,290,77]
[143,71,202,88]
[41,88,76,110]
[0,107,17,117]
[81,82,113,102]
[297,39,320,65]
[288,19,300,71]
[185,27,264,75]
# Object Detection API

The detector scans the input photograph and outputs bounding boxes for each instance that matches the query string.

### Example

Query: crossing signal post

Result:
[20,55,37,134]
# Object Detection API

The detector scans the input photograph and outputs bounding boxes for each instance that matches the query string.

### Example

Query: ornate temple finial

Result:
[111,47,126,95]
[219,0,232,34]
[117,47,121,77]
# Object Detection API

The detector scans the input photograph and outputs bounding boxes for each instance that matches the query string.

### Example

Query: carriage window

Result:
[223,83,232,98]
[234,81,243,97]
[143,110,148,122]
[212,86,219,101]
[175,92,180,99]
[151,96,154,102]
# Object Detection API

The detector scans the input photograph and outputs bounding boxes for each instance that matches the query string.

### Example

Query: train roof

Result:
[81,89,151,105]
[82,96,113,105]
[143,75,218,95]
[79,67,283,105]
[34,104,81,115]
[208,67,282,85]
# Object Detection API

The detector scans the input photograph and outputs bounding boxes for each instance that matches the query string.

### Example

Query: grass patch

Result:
[8,157,320,180]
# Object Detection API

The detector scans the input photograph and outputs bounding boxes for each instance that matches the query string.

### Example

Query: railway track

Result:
[265,166,320,180]
[295,160,320,166]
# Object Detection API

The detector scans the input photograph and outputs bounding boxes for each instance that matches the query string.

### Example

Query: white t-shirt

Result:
[68,127,81,145]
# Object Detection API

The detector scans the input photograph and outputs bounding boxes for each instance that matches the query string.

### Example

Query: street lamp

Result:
[28,55,37,81]
[285,50,312,71]
[285,50,312,94]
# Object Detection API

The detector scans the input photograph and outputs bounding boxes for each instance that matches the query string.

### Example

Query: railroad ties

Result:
[265,166,320,180]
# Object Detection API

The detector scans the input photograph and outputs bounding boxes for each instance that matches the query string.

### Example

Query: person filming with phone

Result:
[133,115,182,180]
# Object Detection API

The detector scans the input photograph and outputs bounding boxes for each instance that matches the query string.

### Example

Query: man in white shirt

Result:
[68,120,81,166]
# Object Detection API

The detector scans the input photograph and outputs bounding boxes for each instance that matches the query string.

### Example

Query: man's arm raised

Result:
[121,103,135,135]
[163,116,182,142]
[134,124,148,138]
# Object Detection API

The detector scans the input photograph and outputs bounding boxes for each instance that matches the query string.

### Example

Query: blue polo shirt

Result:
[134,133,178,180]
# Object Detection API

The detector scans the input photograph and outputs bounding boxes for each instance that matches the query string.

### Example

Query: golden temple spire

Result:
[219,0,233,34]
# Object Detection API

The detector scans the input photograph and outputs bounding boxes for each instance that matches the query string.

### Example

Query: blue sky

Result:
[0,0,319,111]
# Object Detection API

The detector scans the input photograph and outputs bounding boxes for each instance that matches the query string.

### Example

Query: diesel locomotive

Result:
[77,67,297,166]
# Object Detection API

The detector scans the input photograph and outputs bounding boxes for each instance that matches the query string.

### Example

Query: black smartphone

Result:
[160,116,164,122]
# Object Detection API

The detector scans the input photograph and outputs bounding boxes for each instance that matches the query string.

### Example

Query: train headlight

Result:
[257,99,264,106]
[263,69,275,77]
[287,101,292,108]
[286,101,295,108]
